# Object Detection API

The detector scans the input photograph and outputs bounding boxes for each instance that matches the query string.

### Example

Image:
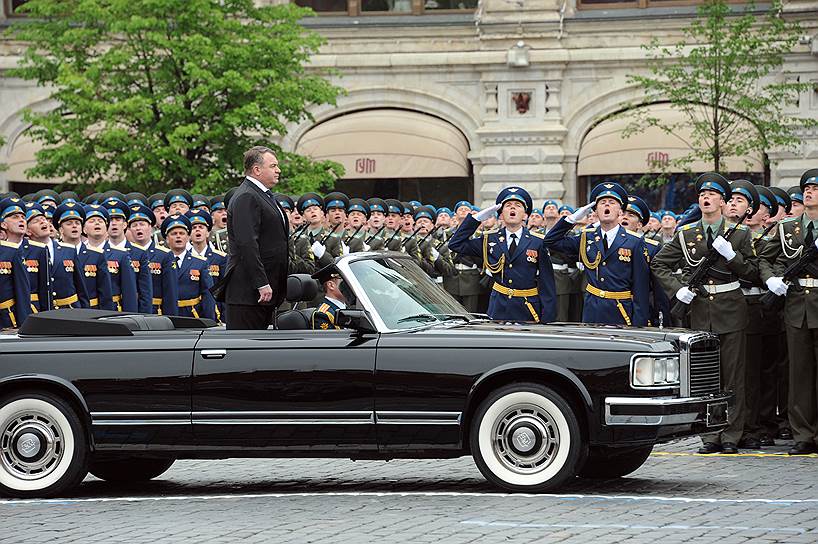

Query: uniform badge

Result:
[190,269,200,281]
[84,264,97,277]
[0,261,11,275]
[24,259,39,273]
[149,262,162,274]
[618,248,632,262]
[64,260,75,273]
[209,264,220,277]
[498,237,504,242]
[107,260,119,274]
[526,249,538,263]
[696,235,703,241]
[691,248,696,255]
[130,260,140,273]
[320,322,329,330]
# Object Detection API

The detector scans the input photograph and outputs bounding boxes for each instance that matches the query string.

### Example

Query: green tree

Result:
[623,0,817,183]
[8,0,344,196]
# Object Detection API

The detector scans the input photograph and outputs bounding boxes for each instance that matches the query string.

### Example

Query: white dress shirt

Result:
[601,224,620,249]
[504,227,524,252]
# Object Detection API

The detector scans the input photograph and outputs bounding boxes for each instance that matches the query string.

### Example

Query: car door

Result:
[192,327,378,451]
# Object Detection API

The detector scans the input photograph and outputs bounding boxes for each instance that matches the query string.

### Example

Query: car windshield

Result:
[348,256,476,330]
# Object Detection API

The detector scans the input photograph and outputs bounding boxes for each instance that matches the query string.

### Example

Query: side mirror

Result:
[335,309,377,334]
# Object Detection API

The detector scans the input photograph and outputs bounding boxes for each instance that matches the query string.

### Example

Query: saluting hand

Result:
[474,203,501,222]
[567,203,594,224]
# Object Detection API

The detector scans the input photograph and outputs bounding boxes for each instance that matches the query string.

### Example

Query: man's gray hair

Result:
[244,146,275,174]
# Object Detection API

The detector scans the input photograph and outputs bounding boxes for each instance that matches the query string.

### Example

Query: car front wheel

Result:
[470,383,583,492]
[0,392,88,498]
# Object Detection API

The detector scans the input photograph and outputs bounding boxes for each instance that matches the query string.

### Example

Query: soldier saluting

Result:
[652,173,758,455]
[449,186,556,323]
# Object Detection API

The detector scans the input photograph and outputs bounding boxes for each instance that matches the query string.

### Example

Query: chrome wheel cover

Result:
[491,403,560,475]
[1,410,64,482]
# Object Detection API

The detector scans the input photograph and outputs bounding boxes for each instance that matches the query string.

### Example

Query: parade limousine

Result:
[0,252,729,498]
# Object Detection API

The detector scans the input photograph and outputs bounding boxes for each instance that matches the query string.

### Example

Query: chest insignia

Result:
[618,248,632,262]
[63,260,75,272]
[526,249,538,263]
[0,261,11,274]
[149,262,162,274]
[190,269,200,281]
[84,264,96,277]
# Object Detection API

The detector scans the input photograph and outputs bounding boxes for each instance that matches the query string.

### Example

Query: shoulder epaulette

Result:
[0,240,16,248]
[482,228,500,236]
[87,246,104,254]
[212,249,227,257]
[731,223,748,231]
[131,242,148,250]
[28,240,46,247]
[625,229,642,237]
[155,244,171,253]
[59,242,75,248]
[530,231,545,239]
[192,254,207,261]
[581,226,595,232]
[318,303,330,313]
[681,223,698,231]
[643,237,660,246]
[781,216,799,223]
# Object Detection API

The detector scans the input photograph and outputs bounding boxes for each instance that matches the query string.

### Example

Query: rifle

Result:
[288,223,308,240]
[382,227,404,250]
[671,212,750,322]
[760,240,818,311]
[318,223,342,245]
[752,221,778,250]
[399,227,423,249]
[415,225,442,249]
[364,225,385,245]
[343,224,364,245]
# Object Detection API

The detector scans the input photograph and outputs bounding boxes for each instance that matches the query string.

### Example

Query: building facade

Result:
[2,0,817,209]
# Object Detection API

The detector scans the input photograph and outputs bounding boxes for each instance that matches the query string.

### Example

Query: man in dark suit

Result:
[213,146,289,329]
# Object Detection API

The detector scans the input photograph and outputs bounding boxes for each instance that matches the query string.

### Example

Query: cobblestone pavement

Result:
[2,437,818,543]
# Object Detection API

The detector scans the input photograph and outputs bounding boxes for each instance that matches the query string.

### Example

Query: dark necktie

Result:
[806,223,815,247]
[309,232,315,244]
[176,256,182,269]
[602,233,609,252]
[508,233,517,256]
[706,227,714,249]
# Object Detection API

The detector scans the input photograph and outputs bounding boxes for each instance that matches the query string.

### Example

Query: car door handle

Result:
[201,349,227,359]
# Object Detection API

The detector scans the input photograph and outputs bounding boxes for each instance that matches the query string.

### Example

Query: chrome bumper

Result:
[604,393,732,427]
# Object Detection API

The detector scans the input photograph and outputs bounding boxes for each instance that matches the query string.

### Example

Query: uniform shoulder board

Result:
[581,226,595,233]
[318,303,330,313]
[780,216,799,223]
[529,231,545,239]
[0,240,16,248]
[87,246,104,253]
[192,254,207,261]
[681,223,698,231]
[482,228,500,236]
[212,249,227,257]
[729,223,748,231]
[131,242,149,250]
[625,228,642,237]
[643,237,660,246]
[155,244,171,253]
[59,242,76,249]
[27,240,46,247]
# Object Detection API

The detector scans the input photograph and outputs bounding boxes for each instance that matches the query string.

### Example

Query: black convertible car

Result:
[0,252,729,498]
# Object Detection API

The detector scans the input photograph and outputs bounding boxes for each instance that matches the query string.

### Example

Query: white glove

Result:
[430,247,440,261]
[311,241,326,259]
[814,237,818,251]
[675,286,696,304]
[711,236,736,261]
[474,203,502,222]
[567,203,594,224]
[766,277,789,297]
[576,261,585,272]
[362,242,371,252]
[341,242,350,256]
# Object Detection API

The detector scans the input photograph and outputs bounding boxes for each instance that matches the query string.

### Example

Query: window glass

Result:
[360,0,412,12]
[294,0,348,12]
[423,0,478,10]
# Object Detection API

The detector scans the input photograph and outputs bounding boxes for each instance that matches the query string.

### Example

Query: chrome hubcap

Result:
[1,412,63,481]
[492,403,560,475]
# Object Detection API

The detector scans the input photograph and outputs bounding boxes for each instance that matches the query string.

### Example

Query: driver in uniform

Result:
[311,264,349,330]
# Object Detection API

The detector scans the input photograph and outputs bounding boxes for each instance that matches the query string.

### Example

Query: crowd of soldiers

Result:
[1,167,817,456]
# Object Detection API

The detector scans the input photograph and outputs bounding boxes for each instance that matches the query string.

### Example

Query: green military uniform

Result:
[759,203,818,452]
[652,174,758,452]
[210,227,228,253]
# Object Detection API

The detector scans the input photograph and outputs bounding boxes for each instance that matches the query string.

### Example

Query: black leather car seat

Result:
[275,274,320,330]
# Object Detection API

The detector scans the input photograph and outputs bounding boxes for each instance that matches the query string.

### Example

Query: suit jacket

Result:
[214,178,289,306]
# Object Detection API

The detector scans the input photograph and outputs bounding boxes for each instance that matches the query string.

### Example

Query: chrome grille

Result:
[686,335,721,397]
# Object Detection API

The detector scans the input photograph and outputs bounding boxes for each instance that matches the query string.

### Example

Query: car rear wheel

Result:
[89,457,175,483]
[0,392,88,498]
[470,383,583,492]
[578,445,653,479]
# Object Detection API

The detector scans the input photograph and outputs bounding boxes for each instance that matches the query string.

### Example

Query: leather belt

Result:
[702,281,740,294]
[53,294,79,308]
[551,263,578,272]
[742,287,767,296]
[87,298,99,308]
[585,284,632,326]
[492,283,538,298]
[0,299,17,328]
[178,296,202,307]
[112,294,122,312]
[30,294,39,302]
[152,297,163,305]
[798,279,818,288]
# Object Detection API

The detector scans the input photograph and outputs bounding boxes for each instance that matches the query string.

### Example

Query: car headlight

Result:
[632,355,680,387]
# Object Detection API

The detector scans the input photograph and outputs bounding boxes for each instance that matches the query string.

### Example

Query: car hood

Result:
[395,320,689,352]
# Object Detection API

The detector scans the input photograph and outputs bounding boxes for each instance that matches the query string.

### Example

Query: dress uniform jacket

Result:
[311,297,342,330]
[124,241,154,314]
[197,245,227,322]
[544,218,651,327]
[643,236,671,327]
[48,242,89,309]
[145,241,178,316]
[0,241,31,329]
[449,215,557,323]
[20,240,49,313]
[175,252,216,320]
[75,243,114,310]
[652,219,757,334]
[293,228,335,269]
[103,243,139,312]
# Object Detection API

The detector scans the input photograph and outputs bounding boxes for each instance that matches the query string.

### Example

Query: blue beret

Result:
[558,205,575,214]
[530,208,543,216]
[660,210,676,220]
[542,199,559,209]
[436,207,452,217]
[454,200,472,212]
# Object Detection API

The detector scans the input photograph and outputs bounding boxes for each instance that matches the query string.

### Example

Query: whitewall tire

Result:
[0,392,88,497]
[470,383,583,492]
